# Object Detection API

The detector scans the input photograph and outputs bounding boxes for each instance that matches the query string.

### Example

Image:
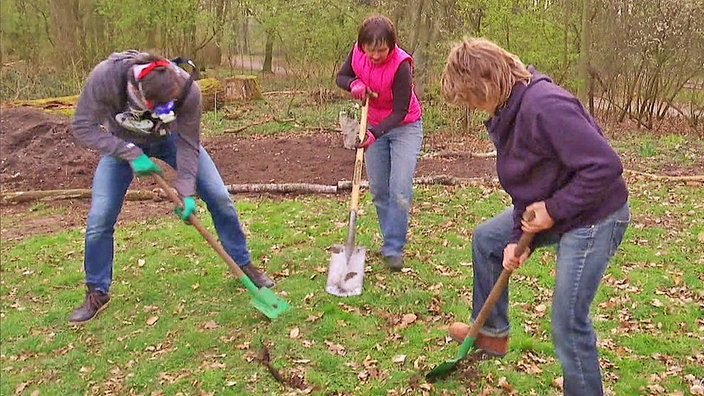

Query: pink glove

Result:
[356,130,377,149]
[350,79,368,100]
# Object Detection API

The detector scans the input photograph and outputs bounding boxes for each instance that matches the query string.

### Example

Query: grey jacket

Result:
[71,50,202,196]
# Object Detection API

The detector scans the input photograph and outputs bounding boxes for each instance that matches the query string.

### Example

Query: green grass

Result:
[611,132,703,168]
[2,179,702,395]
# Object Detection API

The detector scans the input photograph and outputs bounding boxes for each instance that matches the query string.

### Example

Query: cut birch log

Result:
[426,150,497,159]
[2,189,162,204]
[4,171,699,204]
[226,183,337,194]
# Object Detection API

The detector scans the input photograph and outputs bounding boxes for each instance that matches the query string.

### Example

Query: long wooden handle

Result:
[349,99,369,211]
[467,211,536,338]
[152,173,245,278]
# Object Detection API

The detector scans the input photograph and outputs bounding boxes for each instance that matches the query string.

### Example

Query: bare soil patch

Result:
[0,107,495,240]
[3,107,702,241]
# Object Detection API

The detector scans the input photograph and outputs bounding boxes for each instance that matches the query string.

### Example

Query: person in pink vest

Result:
[336,14,423,271]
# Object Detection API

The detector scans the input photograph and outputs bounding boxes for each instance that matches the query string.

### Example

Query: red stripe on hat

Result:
[137,60,171,80]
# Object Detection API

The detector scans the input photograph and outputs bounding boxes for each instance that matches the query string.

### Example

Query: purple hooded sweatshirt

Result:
[486,67,628,242]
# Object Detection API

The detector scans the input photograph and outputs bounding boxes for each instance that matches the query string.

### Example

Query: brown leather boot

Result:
[448,322,508,357]
[68,288,110,324]
[474,333,508,357]
[241,263,275,288]
[449,322,471,343]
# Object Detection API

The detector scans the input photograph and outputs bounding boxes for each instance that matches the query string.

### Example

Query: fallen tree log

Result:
[226,183,337,194]
[4,171,699,204]
[428,150,497,159]
[2,189,162,204]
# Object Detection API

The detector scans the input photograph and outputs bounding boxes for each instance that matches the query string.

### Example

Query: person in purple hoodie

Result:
[335,14,423,271]
[440,38,630,395]
[68,51,275,324]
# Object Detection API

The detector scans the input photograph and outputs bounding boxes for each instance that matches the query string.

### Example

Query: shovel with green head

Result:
[426,211,536,380]
[153,173,290,319]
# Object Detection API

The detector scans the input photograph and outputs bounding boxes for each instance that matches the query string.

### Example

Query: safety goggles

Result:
[151,100,176,123]
[133,60,178,123]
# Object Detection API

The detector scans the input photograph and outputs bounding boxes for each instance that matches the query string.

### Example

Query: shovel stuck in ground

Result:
[426,211,536,380]
[325,98,371,297]
[152,173,290,320]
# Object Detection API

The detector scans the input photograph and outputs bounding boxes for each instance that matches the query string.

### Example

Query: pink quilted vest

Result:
[351,43,422,127]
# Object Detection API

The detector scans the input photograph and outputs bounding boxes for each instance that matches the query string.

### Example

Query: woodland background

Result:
[1,0,703,130]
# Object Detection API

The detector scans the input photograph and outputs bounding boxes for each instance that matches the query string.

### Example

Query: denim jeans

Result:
[364,120,423,258]
[471,203,629,396]
[84,135,251,293]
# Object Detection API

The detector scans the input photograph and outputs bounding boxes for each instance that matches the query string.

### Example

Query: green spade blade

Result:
[425,335,476,380]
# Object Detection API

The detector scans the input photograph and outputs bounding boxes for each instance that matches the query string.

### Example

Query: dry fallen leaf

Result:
[289,327,300,339]
[15,382,27,394]
[146,316,159,326]
[325,341,346,356]
[392,354,406,364]
[203,320,220,330]
[497,376,513,390]
[552,376,564,389]
[401,313,417,326]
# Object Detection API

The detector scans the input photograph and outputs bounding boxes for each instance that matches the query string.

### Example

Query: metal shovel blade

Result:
[325,244,366,297]
[425,335,476,380]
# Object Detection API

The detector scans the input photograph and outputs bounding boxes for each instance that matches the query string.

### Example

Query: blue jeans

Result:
[364,120,423,257]
[84,136,251,293]
[471,203,629,396]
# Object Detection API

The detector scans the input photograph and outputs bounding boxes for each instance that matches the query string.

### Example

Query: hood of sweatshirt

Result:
[484,66,552,149]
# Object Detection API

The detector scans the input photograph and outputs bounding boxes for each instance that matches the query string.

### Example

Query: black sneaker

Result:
[385,255,404,271]
[68,288,110,324]
[241,264,275,288]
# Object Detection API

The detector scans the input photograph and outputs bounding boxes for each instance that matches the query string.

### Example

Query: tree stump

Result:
[198,78,224,111]
[223,75,263,101]
[197,75,262,111]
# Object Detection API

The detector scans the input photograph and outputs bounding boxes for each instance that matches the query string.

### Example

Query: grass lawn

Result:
[2,177,703,395]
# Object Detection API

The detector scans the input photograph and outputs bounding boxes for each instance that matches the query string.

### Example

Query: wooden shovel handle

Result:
[152,173,245,278]
[467,210,536,339]
[349,100,369,211]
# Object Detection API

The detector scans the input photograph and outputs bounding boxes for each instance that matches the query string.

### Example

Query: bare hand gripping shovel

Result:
[426,211,536,380]
[153,173,290,319]
[325,98,371,297]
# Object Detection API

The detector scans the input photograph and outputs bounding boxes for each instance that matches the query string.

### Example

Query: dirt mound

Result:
[1,107,99,191]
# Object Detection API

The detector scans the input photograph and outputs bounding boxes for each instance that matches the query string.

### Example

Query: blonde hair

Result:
[441,38,531,113]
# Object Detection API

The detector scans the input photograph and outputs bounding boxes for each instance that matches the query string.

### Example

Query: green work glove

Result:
[174,196,196,222]
[129,154,162,176]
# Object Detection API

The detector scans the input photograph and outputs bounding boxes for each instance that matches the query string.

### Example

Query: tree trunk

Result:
[578,0,593,109]
[262,29,274,73]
